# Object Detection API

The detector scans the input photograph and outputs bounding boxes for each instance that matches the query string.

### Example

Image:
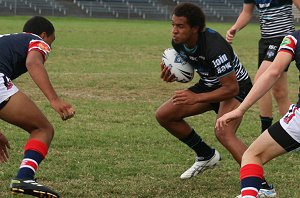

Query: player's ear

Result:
[192,26,200,34]
[39,32,47,39]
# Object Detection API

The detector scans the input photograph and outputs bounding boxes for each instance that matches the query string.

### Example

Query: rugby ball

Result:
[162,48,194,83]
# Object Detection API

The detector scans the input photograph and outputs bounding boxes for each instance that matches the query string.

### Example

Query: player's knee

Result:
[155,108,181,127]
[155,108,168,125]
[272,86,288,100]
[214,128,228,143]
[30,121,55,141]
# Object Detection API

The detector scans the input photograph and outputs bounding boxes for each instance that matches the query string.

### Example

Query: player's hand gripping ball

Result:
[162,48,194,83]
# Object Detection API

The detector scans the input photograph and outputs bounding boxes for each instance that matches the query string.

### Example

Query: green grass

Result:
[0,16,299,197]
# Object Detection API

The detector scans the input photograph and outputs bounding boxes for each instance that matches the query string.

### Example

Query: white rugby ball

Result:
[162,48,194,83]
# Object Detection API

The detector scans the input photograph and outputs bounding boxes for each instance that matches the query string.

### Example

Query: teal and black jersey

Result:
[172,28,250,88]
[244,0,295,38]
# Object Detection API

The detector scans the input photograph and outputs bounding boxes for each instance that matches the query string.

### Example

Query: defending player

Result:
[0,16,75,197]
[216,30,300,198]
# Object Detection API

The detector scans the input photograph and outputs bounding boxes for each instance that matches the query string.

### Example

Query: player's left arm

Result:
[26,50,75,120]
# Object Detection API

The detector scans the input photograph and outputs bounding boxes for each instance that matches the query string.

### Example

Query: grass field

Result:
[0,16,299,198]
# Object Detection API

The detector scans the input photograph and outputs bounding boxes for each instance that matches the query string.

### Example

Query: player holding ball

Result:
[155,3,275,197]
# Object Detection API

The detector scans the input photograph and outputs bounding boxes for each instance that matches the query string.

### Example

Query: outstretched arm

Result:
[215,51,293,130]
[26,50,75,120]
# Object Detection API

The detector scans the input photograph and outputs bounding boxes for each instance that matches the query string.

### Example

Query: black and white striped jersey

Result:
[245,0,295,38]
[172,28,250,88]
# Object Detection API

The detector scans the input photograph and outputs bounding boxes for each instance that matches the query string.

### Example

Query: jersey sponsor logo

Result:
[279,35,297,53]
[198,56,205,60]
[257,0,271,8]
[268,45,277,50]
[216,63,232,75]
[212,54,228,68]
[281,37,292,46]
[258,3,270,8]
[189,56,198,61]
[186,55,205,62]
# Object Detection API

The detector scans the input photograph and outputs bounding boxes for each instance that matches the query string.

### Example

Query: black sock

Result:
[180,129,213,158]
[261,178,271,189]
[260,116,273,133]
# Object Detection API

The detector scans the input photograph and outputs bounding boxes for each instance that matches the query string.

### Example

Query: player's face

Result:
[171,15,198,46]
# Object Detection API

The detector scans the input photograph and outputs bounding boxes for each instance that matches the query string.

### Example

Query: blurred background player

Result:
[226,0,300,133]
[155,3,275,197]
[0,16,75,198]
[216,30,300,198]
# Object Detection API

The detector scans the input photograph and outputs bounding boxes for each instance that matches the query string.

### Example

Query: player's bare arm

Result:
[226,3,254,43]
[216,52,293,130]
[26,50,75,120]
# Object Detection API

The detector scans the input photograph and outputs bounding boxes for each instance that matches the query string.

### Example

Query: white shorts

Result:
[0,73,18,106]
[269,104,300,151]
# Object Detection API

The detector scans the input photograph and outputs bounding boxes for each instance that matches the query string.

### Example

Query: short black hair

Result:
[173,3,206,32]
[23,16,55,36]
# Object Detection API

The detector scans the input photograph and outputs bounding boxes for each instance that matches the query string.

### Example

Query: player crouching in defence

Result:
[0,16,75,198]
[216,30,300,198]
[155,3,275,197]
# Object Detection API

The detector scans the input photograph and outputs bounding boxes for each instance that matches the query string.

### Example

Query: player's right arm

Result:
[160,62,176,82]
[26,50,75,121]
[226,2,255,43]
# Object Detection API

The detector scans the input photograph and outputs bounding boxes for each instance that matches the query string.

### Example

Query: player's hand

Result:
[160,62,176,82]
[172,90,198,105]
[226,28,237,44]
[0,132,10,163]
[50,99,75,121]
[215,109,244,131]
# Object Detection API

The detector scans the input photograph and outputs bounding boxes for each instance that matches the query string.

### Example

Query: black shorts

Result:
[188,78,252,113]
[258,37,289,72]
[268,121,300,152]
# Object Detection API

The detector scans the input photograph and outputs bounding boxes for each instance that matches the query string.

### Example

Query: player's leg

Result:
[240,104,300,198]
[215,98,247,164]
[0,91,59,198]
[155,96,221,179]
[272,72,290,116]
[156,98,212,138]
[239,131,285,198]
